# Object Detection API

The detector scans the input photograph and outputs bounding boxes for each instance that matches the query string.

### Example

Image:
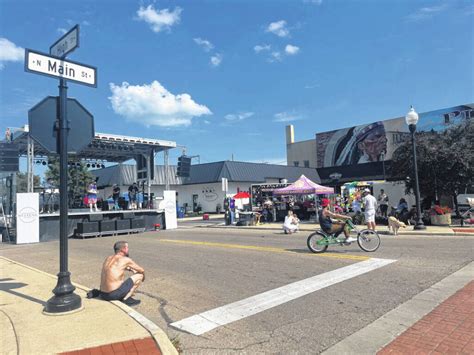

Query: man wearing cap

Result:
[318,198,356,243]
[362,188,377,230]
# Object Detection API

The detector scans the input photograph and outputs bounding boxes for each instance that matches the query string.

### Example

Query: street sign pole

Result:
[44,78,81,313]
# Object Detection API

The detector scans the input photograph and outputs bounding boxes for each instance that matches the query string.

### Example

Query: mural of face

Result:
[357,125,387,162]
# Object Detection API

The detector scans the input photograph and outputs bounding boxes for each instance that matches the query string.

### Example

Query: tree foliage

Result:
[16,172,41,193]
[45,158,94,207]
[391,120,474,210]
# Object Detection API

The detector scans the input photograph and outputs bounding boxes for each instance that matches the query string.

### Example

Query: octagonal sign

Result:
[28,96,94,154]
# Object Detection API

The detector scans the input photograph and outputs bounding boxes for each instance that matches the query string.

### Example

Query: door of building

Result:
[192,194,198,212]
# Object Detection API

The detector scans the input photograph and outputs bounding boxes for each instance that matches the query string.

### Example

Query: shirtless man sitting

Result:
[100,241,145,306]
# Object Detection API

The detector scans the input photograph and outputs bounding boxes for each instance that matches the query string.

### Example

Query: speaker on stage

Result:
[101,200,109,211]
[115,219,131,230]
[99,220,116,232]
[77,222,99,234]
[122,212,135,219]
[131,218,145,229]
[88,214,103,222]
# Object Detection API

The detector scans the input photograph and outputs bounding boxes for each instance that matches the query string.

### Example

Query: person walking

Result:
[362,188,377,230]
[378,189,389,218]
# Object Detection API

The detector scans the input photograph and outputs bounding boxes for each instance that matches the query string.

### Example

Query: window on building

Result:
[293,161,299,167]
[304,160,310,168]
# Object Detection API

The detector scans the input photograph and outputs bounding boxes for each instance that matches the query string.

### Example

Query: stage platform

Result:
[39,209,164,242]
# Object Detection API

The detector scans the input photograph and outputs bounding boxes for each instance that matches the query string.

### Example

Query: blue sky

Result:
[1,0,473,169]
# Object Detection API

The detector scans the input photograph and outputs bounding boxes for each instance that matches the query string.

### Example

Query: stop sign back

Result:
[28,96,94,154]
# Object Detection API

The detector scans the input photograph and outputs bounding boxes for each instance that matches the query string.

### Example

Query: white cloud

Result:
[273,112,302,122]
[57,28,67,34]
[266,20,289,37]
[285,44,300,55]
[254,44,271,53]
[224,112,254,121]
[194,37,214,52]
[0,38,24,69]
[109,81,212,127]
[405,5,447,21]
[268,51,282,62]
[137,5,182,33]
[210,53,222,67]
[303,0,323,4]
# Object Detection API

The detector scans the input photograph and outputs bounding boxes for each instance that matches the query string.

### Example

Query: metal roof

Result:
[184,161,321,184]
[92,164,183,187]
[12,127,176,163]
[92,161,320,187]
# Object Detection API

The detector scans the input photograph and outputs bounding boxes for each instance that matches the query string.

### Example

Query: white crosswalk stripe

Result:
[170,257,396,335]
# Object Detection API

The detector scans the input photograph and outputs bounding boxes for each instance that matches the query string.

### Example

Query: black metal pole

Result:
[409,124,426,230]
[45,78,82,313]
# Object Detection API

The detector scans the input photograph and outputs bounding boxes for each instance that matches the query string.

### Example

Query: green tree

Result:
[391,120,474,213]
[45,158,95,207]
[16,172,41,193]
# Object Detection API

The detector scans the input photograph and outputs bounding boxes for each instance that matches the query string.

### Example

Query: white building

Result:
[93,161,321,213]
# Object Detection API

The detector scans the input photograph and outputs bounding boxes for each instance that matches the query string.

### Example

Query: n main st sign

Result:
[25,49,97,87]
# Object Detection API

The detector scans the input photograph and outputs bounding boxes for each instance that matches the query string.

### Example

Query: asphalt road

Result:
[1,228,473,354]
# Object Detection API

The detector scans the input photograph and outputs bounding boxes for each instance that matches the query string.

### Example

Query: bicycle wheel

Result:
[307,231,328,253]
[357,229,381,252]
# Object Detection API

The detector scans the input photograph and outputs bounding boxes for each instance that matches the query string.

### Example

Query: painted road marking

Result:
[170,257,396,335]
[159,239,371,261]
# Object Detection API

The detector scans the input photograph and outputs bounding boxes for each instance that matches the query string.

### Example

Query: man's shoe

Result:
[122,297,141,306]
[345,237,357,243]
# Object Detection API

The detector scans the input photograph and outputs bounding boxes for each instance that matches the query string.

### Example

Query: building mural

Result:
[316,104,473,182]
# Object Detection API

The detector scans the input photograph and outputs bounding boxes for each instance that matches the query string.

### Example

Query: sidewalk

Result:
[0,257,178,355]
[378,280,474,354]
[183,216,474,237]
[323,261,474,354]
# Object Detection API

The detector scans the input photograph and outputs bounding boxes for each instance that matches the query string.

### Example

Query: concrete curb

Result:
[322,261,474,354]
[0,256,178,355]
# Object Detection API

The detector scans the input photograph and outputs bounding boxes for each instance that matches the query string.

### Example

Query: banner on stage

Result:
[16,193,40,244]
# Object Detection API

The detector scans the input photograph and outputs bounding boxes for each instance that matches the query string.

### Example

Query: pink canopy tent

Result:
[273,175,334,195]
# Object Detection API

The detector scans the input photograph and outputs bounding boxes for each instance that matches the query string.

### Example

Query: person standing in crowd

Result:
[378,189,389,218]
[128,182,139,210]
[87,180,99,212]
[362,188,377,230]
[112,184,121,210]
[100,241,144,306]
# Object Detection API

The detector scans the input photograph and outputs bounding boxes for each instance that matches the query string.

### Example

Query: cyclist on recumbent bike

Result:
[319,198,357,244]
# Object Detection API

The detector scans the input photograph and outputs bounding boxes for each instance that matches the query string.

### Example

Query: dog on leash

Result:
[388,216,406,235]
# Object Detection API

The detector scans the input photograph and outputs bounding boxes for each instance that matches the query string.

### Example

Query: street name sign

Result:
[50,25,79,58]
[25,49,97,87]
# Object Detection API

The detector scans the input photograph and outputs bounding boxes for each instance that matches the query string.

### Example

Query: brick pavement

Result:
[378,281,474,354]
[60,337,162,355]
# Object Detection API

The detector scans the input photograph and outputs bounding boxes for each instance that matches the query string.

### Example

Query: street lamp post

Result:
[405,106,426,230]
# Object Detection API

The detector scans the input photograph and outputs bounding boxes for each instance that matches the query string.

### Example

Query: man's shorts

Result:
[365,210,375,223]
[101,278,133,301]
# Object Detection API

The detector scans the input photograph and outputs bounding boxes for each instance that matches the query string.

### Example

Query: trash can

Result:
[177,207,185,218]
